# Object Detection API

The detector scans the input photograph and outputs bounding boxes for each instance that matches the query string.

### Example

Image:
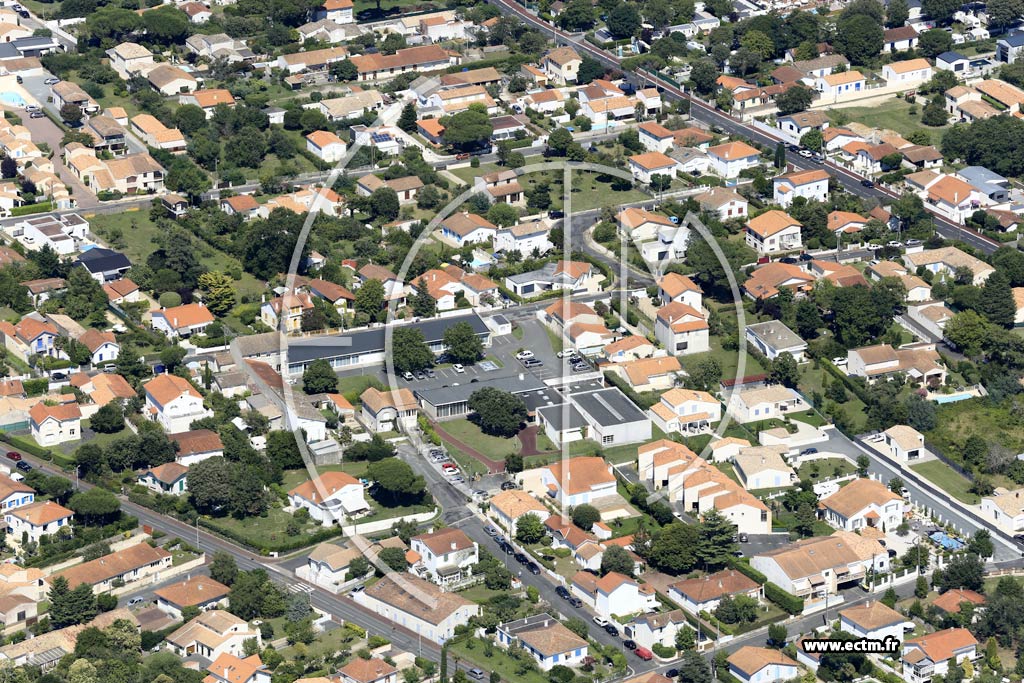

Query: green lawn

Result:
[910,461,980,504]
[788,410,827,427]
[203,507,329,550]
[543,325,564,353]
[281,462,369,491]
[449,638,549,683]
[679,344,764,388]
[798,458,854,481]
[715,461,741,484]
[829,98,949,146]
[336,375,386,404]
[87,209,265,299]
[450,163,502,184]
[441,419,521,458]
[797,364,868,433]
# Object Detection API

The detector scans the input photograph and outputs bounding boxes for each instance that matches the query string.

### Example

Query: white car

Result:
[592,616,610,627]
[44,77,60,85]
[887,241,903,248]
[516,350,535,360]
[402,371,414,381]
[866,243,883,251]
[452,363,465,373]
[25,104,39,112]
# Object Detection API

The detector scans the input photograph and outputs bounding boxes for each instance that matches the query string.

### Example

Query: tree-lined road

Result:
[486,0,1001,256]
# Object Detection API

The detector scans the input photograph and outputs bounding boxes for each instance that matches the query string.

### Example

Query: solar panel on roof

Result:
[371,132,392,143]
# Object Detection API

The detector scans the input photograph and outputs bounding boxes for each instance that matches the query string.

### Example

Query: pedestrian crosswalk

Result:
[287,582,314,595]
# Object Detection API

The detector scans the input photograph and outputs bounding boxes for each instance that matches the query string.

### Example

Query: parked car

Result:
[860,179,875,188]
[592,616,610,627]
[603,623,619,637]
[5,451,21,461]
[527,562,541,575]
[29,111,44,119]
[16,462,31,472]
[556,586,571,599]
[623,640,638,650]
[514,552,529,565]
[403,371,414,381]
[800,447,818,455]
[452,363,465,373]
[44,77,60,85]
[568,597,582,608]
[634,647,653,660]
[665,669,679,678]
[425,369,436,378]
[128,597,145,606]
[516,350,535,361]
[886,241,903,249]
[467,669,485,681]
[484,526,498,536]
[414,371,426,380]
[500,481,517,490]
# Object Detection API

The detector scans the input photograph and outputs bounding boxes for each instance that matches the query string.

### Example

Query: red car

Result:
[4,451,21,462]
[634,647,653,661]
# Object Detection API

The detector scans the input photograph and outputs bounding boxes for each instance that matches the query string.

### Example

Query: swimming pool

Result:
[933,392,975,404]
[930,531,965,551]
[0,92,26,108]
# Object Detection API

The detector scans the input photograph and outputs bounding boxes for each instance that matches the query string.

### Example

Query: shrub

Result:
[764,582,804,615]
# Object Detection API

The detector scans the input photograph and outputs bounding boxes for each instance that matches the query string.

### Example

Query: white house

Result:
[882,58,934,86]
[570,571,658,620]
[667,569,761,616]
[751,531,888,600]
[496,615,588,671]
[352,573,479,644]
[654,302,710,355]
[982,487,1024,534]
[657,272,703,308]
[154,575,229,621]
[359,387,418,433]
[138,462,189,496]
[489,489,547,536]
[439,212,497,246]
[0,476,33,513]
[166,610,261,661]
[745,211,802,254]
[696,187,748,221]
[29,402,80,446]
[494,221,552,256]
[744,321,807,362]
[731,447,795,490]
[306,130,347,163]
[409,528,479,588]
[816,71,866,99]
[840,600,906,643]
[648,388,721,436]
[706,141,760,179]
[901,629,978,683]
[727,647,799,683]
[288,471,369,525]
[819,478,905,532]
[525,456,617,507]
[4,501,73,546]
[627,152,681,184]
[151,303,216,339]
[884,425,925,463]
[773,168,830,207]
[143,374,213,434]
[77,329,119,366]
[637,121,677,153]
[624,610,690,650]
[726,385,804,423]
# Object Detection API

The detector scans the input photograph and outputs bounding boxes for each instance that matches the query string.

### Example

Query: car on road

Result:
[467,669,485,681]
[402,371,414,381]
[665,669,679,679]
[738,532,748,542]
[500,481,517,490]
[866,243,883,251]
[128,597,145,606]
[450,475,464,483]
[592,616,610,627]
[16,462,31,472]
[44,77,60,85]
[906,239,923,246]
[799,252,813,261]
[887,241,903,249]
[516,350,535,360]
[527,562,541,575]
[568,596,582,607]
[556,586,571,599]
[787,144,799,152]
[452,363,465,373]
[860,179,874,188]
[25,104,39,112]
[798,149,813,158]
[603,623,619,637]
[29,111,44,119]
[548,210,565,219]
[484,526,498,536]
[514,552,529,565]
[634,647,653,660]
[623,640,637,650]
[800,447,818,455]
[5,452,21,461]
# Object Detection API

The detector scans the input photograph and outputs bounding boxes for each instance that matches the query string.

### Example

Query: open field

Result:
[910,460,980,504]
[828,98,948,146]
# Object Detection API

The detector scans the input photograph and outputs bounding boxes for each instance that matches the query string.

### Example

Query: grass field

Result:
[87,209,265,299]
[281,462,369,491]
[798,458,854,481]
[441,419,521,458]
[335,375,387,404]
[798,364,868,433]
[449,638,549,683]
[829,98,949,146]
[449,165,650,213]
[910,460,980,504]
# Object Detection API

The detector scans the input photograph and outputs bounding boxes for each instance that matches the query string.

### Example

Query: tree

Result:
[68,488,120,525]
[768,623,787,648]
[166,157,210,199]
[687,357,722,391]
[329,58,357,82]
[918,28,953,58]
[486,202,519,228]
[411,287,437,318]
[675,625,696,651]
[64,267,108,320]
[741,30,775,60]
[367,458,426,504]
[302,359,338,394]
[979,269,1016,328]
[50,576,97,628]
[443,321,484,364]
[775,85,815,115]
[967,529,994,559]
[571,504,601,531]
[557,0,595,30]
[886,0,909,26]
[770,353,799,388]
[546,127,574,157]
[795,299,822,338]
[210,551,238,586]
[988,0,1024,30]
[142,5,189,43]
[606,3,640,38]
[577,55,605,84]
[915,575,929,598]
[369,187,400,222]
[378,546,409,571]
[945,310,989,356]
[922,0,959,23]
[197,271,236,317]
[224,126,266,168]
[90,402,124,434]
[922,95,948,127]
[648,521,698,574]
[159,345,187,373]
[696,509,738,570]
[468,387,527,437]
[354,278,385,322]
[392,327,434,374]
[228,465,269,518]
[60,103,83,126]
[689,59,719,96]
[398,103,417,133]
[834,14,884,65]
[515,513,545,544]
[936,553,985,592]
[599,544,634,577]
[905,394,937,431]
[800,129,823,152]
[440,108,493,151]
[189,457,233,512]
[856,454,870,477]
[678,649,711,683]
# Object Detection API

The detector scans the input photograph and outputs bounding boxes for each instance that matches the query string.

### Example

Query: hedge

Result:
[23,378,50,397]
[0,431,54,459]
[728,557,767,584]
[11,202,54,217]
[651,643,675,658]
[603,371,660,409]
[822,360,872,405]
[764,582,804,615]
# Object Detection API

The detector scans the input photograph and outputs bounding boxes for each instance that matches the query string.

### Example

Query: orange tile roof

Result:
[776,168,830,186]
[932,588,986,613]
[904,628,978,663]
[359,387,416,414]
[728,647,797,676]
[144,462,189,485]
[670,569,759,603]
[144,373,202,407]
[156,303,215,331]
[412,527,475,556]
[417,118,445,137]
[622,356,681,385]
[204,653,266,683]
[29,401,81,425]
[289,471,361,503]
[707,140,760,160]
[306,130,345,148]
[638,121,673,138]
[840,600,904,631]
[544,456,614,496]
[659,272,701,298]
[155,575,229,608]
[190,89,235,109]
[629,151,678,171]
[887,58,932,74]
[9,500,72,526]
[339,657,398,683]
[747,210,801,238]
[57,542,170,588]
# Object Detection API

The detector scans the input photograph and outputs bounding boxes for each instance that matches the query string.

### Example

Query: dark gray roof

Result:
[414,372,546,407]
[233,331,285,358]
[571,387,647,427]
[288,313,489,364]
[74,247,131,273]
[538,403,586,430]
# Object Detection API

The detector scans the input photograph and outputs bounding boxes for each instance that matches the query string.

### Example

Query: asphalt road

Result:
[485,0,1001,256]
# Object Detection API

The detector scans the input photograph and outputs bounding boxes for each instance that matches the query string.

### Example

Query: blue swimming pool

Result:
[933,392,975,404]
[930,531,965,551]
[0,92,26,108]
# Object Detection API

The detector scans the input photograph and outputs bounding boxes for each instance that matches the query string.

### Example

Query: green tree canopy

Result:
[468,387,527,437]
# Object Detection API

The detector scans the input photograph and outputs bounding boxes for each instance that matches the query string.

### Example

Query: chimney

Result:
[451,542,457,551]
